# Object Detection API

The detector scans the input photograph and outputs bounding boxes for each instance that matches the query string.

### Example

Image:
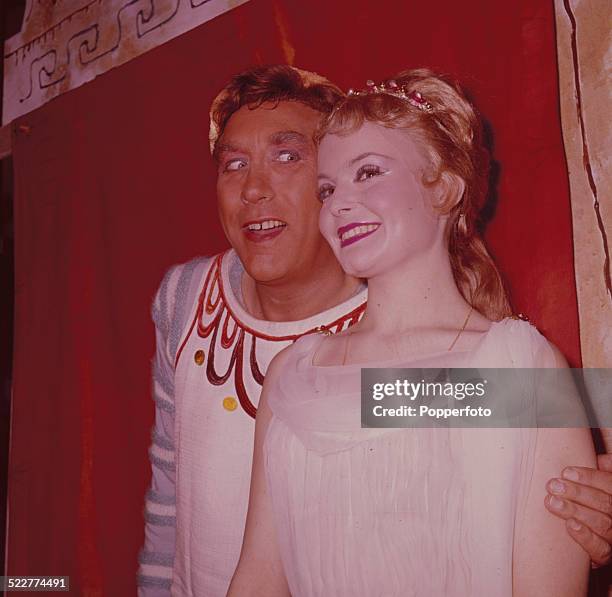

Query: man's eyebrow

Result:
[215,132,310,159]
[215,142,241,155]
[269,131,310,146]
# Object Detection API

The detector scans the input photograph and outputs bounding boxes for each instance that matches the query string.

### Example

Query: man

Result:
[137,65,612,596]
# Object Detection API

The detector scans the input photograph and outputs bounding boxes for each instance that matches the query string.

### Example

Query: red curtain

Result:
[9,0,579,594]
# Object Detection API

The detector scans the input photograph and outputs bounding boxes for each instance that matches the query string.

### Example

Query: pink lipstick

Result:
[337,222,381,248]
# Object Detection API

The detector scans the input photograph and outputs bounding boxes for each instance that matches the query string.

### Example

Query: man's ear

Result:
[434,171,466,212]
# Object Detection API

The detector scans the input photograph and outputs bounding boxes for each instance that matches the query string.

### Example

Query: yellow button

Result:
[194,349,205,365]
[223,396,238,411]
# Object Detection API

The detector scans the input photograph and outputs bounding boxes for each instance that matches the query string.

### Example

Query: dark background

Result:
[1,0,25,585]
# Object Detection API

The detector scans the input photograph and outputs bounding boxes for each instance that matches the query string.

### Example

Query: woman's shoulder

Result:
[479,316,567,368]
[266,331,325,380]
[263,332,328,417]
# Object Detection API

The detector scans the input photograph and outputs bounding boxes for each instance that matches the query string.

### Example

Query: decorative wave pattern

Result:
[2,0,249,124]
[175,254,366,418]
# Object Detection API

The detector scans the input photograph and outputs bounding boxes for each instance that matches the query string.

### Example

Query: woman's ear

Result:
[434,171,466,212]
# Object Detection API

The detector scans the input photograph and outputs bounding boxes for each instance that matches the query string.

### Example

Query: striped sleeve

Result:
[137,258,209,596]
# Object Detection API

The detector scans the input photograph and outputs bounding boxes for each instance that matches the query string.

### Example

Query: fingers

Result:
[545,494,612,566]
[559,466,612,495]
[563,516,612,568]
[545,476,612,567]
[547,475,612,515]
[545,493,612,539]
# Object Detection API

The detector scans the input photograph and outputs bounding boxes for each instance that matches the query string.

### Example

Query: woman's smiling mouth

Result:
[337,222,381,248]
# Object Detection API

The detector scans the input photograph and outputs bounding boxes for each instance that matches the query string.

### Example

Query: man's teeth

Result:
[247,220,286,231]
[340,224,379,242]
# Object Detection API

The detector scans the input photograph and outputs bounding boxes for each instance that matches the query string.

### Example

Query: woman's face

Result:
[317,121,446,279]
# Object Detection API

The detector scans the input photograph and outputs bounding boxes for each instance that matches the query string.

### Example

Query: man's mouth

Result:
[242,219,288,242]
[337,222,381,248]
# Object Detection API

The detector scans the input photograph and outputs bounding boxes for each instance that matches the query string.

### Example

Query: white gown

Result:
[264,319,555,597]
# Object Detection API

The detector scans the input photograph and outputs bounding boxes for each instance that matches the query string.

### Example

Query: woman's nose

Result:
[328,185,356,217]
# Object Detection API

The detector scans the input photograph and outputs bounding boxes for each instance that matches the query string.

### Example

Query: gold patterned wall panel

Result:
[2,0,249,124]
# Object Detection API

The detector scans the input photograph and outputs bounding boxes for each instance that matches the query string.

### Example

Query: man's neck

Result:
[241,265,362,322]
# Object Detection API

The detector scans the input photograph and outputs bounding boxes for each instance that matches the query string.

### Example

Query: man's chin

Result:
[238,251,289,284]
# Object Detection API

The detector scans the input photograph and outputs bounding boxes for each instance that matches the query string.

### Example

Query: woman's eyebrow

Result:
[348,152,391,166]
[318,152,393,180]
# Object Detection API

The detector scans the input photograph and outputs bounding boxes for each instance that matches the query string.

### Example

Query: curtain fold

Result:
[9,0,580,594]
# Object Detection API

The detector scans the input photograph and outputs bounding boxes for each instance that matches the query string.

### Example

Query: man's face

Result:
[216,101,332,284]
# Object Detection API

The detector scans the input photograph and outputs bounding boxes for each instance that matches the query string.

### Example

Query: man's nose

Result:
[241,165,274,204]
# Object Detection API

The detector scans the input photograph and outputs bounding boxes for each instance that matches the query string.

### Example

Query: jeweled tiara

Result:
[347,79,434,113]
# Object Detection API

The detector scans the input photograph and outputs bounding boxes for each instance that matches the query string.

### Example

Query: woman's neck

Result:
[359,247,472,335]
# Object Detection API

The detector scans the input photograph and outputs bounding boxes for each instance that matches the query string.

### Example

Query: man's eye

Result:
[223,159,247,172]
[277,150,300,163]
[318,184,335,202]
[356,165,385,181]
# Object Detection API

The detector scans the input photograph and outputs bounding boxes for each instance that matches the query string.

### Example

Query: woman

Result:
[227,69,595,596]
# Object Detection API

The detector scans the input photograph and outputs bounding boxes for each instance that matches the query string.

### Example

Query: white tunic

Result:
[140,249,367,597]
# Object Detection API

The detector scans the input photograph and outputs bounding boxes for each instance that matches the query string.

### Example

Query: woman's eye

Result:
[318,184,335,202]
[223,158,247,172]
[356,165,385,181]
[277,150,300,163]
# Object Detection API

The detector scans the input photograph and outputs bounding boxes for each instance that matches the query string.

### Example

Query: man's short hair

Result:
[209,64,343,157]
